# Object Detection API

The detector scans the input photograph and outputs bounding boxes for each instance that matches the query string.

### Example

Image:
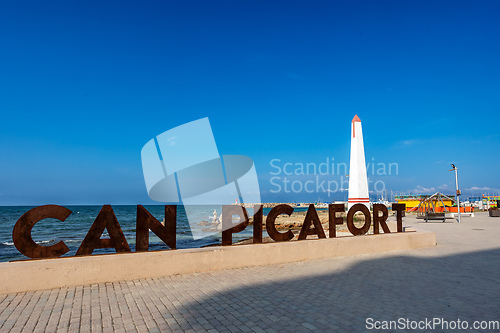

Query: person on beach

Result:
[212,210,218,225]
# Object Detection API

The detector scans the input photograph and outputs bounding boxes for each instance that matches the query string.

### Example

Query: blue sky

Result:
[1,0,499,205]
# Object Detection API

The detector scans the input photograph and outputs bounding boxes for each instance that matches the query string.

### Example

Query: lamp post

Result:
[449,164,461,223]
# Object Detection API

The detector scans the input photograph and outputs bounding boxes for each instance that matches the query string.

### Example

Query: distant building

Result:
[395,194,476,212]
[395,194,454,212]
[482,195,500,209]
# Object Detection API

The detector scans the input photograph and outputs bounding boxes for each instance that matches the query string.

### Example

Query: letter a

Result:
[298,204,326,240]
[76,205,131,255]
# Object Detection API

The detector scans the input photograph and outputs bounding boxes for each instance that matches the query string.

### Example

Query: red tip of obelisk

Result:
[352,115,361,123]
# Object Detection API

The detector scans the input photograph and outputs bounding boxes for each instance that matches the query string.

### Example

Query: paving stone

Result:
[1,214,500,332]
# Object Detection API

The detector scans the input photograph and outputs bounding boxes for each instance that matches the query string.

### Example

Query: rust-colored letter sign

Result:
[12,205,71,259]
[392,203,406,232]
[328,204,344,238]
[136,205,176,251]
[266,204,294,242]
[372,204,390,234]
[11,202,408,261]
[253,205,263,244]
[347,203,371,236]
[298,204,326,240]
[222,205,250,246]
[76,205,131,255]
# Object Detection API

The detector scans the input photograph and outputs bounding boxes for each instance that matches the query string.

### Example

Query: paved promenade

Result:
[1,212,500,332]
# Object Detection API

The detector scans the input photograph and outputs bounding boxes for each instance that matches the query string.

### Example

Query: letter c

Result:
[13,205,71,259]
[265,204,294,242]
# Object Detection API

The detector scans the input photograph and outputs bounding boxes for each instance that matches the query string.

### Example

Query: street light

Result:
[449,164,461,223]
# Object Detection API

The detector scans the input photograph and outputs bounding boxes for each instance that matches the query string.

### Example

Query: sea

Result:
[0,205,314,262]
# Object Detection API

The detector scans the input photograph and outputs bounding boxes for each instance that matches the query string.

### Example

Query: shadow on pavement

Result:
[174,248,500,332]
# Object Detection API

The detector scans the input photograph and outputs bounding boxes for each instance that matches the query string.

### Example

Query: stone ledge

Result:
[0,231,436,294]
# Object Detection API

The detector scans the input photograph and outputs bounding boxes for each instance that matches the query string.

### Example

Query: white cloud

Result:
[437,184,449,189]
[466,186,491,191]
[412,185,436,194]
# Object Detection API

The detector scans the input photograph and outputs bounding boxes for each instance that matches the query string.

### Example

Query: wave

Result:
[1,239,56,246]
[36,239,55,245]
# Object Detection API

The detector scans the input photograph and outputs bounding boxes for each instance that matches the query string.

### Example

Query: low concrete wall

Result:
[0,231,435,294]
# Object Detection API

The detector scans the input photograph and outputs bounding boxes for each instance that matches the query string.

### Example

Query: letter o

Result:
[347,204,371,236]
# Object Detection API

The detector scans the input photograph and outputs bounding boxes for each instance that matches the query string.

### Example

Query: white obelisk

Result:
[348,115,370,209]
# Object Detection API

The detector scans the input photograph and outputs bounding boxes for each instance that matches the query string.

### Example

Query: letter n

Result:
[136,205,176,251]
[76,205,131,255]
